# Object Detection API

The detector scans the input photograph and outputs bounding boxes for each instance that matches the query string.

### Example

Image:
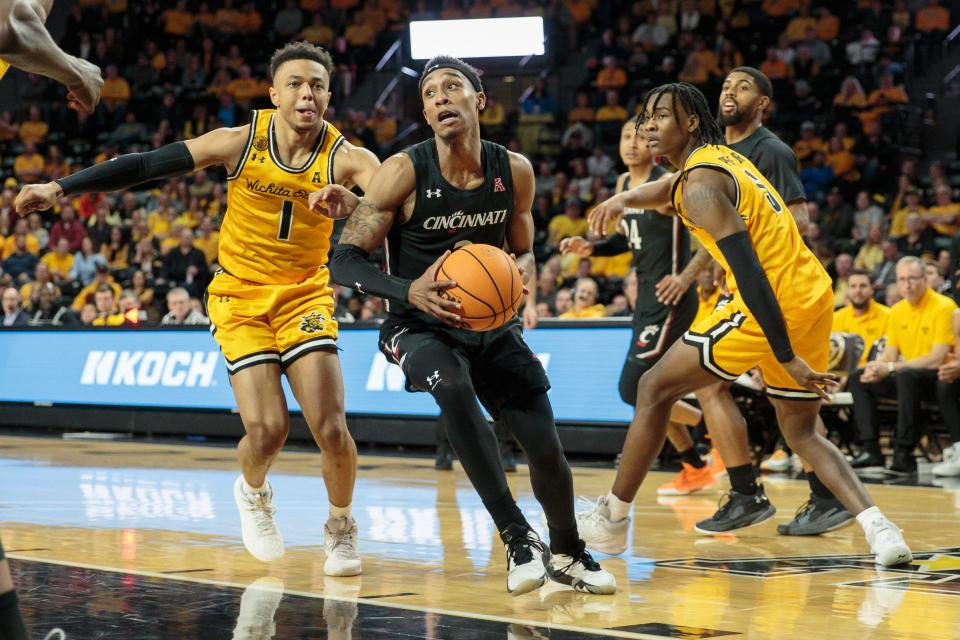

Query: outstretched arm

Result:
[0,0,102,113]
[14,126,249,215]
[330,153,461,325]
[505,152,538,329]
[588,171,676,236]
[682,167,836,399]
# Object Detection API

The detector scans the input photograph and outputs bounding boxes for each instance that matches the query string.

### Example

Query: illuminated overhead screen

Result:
[409,17,545,59]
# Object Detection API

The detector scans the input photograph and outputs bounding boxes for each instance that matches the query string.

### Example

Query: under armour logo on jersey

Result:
[493,177,505,192]
[427,370,442,389]
[425,188,441,198]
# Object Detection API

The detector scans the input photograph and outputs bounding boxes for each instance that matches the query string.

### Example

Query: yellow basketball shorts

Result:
[205,267,339,375]
[682,288,833,401]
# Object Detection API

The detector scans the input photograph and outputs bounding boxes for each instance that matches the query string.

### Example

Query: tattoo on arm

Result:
[679,248,713,281]
[339,199,394,251]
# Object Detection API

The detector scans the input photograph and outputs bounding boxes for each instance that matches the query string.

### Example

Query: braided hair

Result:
[638,82,725,146]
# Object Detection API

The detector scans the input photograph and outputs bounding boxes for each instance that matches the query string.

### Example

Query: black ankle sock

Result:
[548,526,584,556]
[679,447,706,469]
[727,464,759,495]
[485,491,527,534]
[0,590,30,640]
[807,472,836,500]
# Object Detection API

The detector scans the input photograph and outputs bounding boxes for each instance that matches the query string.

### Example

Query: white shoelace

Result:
[245,493,278,534]
[327,521,358,557]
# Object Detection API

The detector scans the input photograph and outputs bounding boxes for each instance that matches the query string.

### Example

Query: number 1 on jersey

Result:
[278,200,294,241]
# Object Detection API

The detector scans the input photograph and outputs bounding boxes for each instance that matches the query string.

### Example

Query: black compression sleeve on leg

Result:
[330,244,412,302]
[716,231,795,363]
[55,142,196,196]
[0,590,30,640]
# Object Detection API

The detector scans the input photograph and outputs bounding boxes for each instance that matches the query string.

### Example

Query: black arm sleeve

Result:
[716,231,795,363]
[55,142,196,196]
[330,244,412,303]
[589,233,630,257]
[755,141,805,204]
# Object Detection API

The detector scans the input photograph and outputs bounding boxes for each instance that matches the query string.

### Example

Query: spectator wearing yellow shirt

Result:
[42,237,75,282]
[848,256,959,472]
[90,284,127,326]
[301,13,334,46]
[825,136,859,184]
[44,145,70,181]
[214,0,242,34]
[761,0,798,18]
[345,11,376,48]
[1,220,39,260]
[854,224,885,272]
[916,0,950,36]
[793,121,824,165]
[758,47,791,81]
[161,0,194,37]
[479,96,506,138]
[922,183,960,237]
[785,5,816,42]
[14,141,44,184]
[595,90,628,121]
[72,265,122,311]
[226,66,269,106]
[367,105,398,153]
[237,2,263,35]
[567,91,595,124]
[19,263,60,311]
[559,277,607,318]
[18,105,48,145]
[100,65,131,108]
[596,56,626,91]
[833,269,890,367]
[889,184,924,237]
[193,217,219,266]
[866,74,908,120]
[547,199,589,249]
[815,6,840,40]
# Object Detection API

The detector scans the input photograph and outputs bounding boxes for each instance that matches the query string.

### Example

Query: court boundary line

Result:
[6,553,680,640]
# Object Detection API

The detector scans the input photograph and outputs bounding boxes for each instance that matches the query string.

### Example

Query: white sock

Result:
[242,478,267,496]
[329,502,352,519]
[605,491,632,521]
[856,505,884,533]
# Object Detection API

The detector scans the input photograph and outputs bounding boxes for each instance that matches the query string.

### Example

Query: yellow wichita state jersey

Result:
[671,144,831,316]
[222,108,345,285]
[0,59,9,80]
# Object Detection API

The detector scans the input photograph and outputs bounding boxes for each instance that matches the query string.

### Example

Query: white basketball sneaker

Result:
[547,548,617,594]
[324,516,362,576]
[234,476,284,562]
[864,516,912,567]
[232,576,284,640]
[500,524,550,596]
[574,495,630,555]
[932,443,960,477]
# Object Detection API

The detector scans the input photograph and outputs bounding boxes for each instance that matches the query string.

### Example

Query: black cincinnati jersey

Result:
[384,138,513,323]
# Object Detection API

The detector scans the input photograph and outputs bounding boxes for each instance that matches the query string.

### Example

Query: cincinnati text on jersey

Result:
[422,209,509,231]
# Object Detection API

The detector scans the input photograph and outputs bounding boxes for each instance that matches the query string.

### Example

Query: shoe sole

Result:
[884,469,917,476]
[508,575,546,596]
[875,546,913,567]
[324,562,362,577]
[693,506,777,536]
[776,514,856,536]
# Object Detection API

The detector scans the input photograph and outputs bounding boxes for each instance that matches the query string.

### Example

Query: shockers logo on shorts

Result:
[299,311,327,334]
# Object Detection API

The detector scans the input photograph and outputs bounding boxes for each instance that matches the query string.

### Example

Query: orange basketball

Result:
[436,244,523,331]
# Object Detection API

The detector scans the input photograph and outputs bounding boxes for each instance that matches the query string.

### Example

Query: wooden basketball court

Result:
[2,434,958,639]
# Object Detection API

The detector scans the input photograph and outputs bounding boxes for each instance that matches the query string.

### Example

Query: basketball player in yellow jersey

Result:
[582,82,912,567]
[16,42,380,575]
[0,0,102,113]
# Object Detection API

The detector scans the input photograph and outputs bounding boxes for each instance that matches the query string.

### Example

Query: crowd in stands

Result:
[0,0,958,331]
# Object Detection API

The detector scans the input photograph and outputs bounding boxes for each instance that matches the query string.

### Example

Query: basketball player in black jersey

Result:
[329,55,615,596]
[691,67,854,536]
